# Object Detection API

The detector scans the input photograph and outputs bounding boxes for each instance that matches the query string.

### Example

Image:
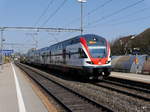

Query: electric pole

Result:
[78,0,87,35]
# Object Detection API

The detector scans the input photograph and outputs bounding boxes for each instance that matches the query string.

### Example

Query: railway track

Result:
[92,78,150,102]
[105,77,150,93]
[16,63,113,112]
[107,77,150,90]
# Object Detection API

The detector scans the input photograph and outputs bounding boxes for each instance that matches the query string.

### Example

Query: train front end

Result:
[80,34,111,79]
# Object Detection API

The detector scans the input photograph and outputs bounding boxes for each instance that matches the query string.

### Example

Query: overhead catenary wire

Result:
[61,0,113,38]
[64,0,113,27]
[87,15,150,29]
[3,43,35,46]
[85,0,145,27]
[106,6,150,23]
[48,33,60,43]
[86,6,150,28]
[87,0,113,16]
[57,31,78,43]
[0,26,81,32]
[34,0,54,27]
[41,0,67,27]
[110,15,150,26]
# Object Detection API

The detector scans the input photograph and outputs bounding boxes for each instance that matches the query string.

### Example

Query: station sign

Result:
[0,50,14,56]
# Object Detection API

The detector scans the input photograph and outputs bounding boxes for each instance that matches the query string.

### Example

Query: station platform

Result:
[0,63,57,112]
[111,72,150,84]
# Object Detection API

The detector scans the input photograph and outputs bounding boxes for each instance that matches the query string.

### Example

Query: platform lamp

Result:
[77,0,87,35]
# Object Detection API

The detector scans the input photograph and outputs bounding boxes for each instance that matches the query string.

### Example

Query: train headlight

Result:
[106,61,111,64]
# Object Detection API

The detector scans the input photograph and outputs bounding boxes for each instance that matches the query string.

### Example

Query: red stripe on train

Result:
[80,37,109,65]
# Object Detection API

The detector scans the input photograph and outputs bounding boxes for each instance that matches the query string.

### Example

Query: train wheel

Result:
[97,75,104,80]
[103,71,110,79]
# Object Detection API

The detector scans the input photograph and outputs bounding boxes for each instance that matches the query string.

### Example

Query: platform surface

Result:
[0,63,48,112]
[111,72,150,84]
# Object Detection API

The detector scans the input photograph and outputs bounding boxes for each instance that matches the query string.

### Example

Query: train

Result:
[23,34,111,79]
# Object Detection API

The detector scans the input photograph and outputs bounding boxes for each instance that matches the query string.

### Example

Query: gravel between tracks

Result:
[95,82,150,99]
[21,64,150,112]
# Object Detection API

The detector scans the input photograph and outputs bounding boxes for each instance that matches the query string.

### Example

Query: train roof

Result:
[36,34,106,52]
[50,34,105,46]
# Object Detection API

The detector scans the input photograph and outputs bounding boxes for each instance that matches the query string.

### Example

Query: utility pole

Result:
[78,0,87,35]
[81,2,83,35]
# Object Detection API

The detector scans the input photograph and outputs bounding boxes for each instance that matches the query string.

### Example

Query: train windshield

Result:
[89,46,107,58]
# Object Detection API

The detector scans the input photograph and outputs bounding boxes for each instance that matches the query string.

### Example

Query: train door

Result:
[42,53,46,64]
[63,49,66,64]
[49,51,51,63]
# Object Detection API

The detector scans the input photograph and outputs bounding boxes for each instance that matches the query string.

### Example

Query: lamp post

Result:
[77,0,87,35]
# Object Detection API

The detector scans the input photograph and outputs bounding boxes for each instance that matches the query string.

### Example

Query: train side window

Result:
[49,51,51,56]
[78,48,87,58]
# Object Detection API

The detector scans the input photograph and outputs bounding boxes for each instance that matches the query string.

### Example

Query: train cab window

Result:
[89,47,107,58]
[78,48,87,58]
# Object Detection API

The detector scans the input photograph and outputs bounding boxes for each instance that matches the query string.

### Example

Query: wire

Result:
[64,0,113,27]
[87,15,150,29]
[111,15,150,26]
[86,0,145,27]
[87,6,150,28]
[107,6,150,23]
[41,0,67,27]
[34,0,54,26]
[87,0,113,16]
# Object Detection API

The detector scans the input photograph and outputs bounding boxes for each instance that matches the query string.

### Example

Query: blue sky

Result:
[0,0,150,52]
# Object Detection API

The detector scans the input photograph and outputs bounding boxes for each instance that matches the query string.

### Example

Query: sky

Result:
[0,0,150,53]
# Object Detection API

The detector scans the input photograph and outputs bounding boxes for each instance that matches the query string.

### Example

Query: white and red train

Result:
[25,34,111,79]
